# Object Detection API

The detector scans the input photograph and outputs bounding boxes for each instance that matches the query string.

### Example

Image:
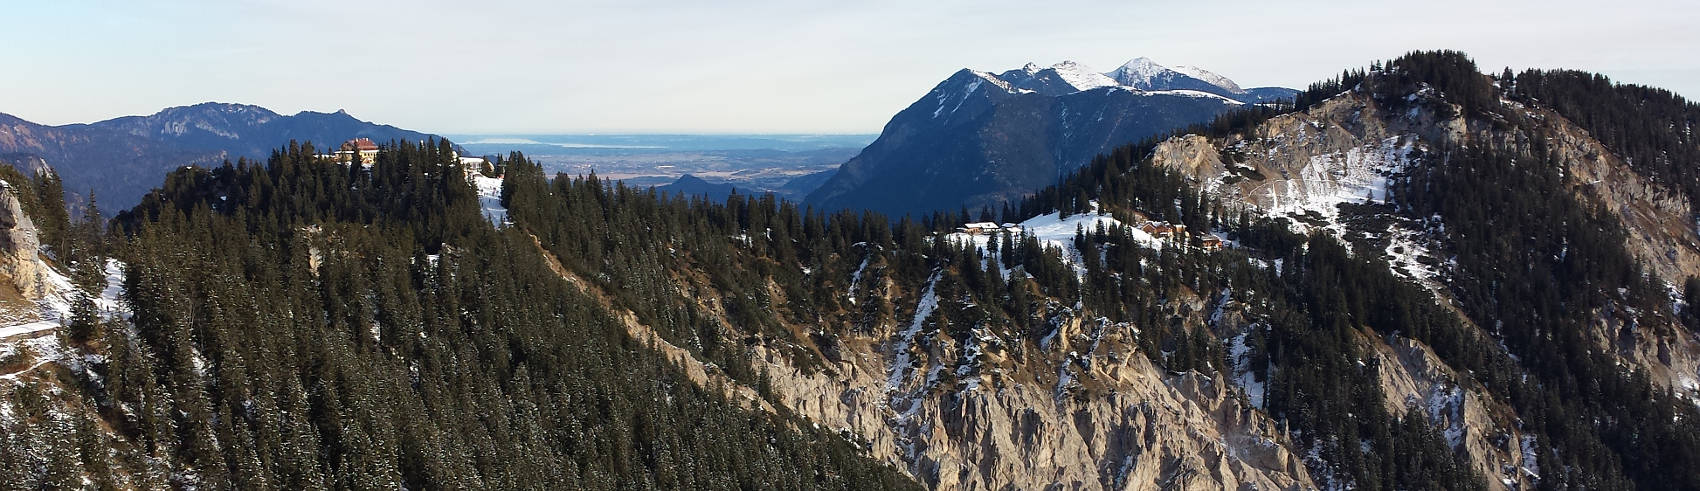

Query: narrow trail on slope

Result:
[524,234,776,414]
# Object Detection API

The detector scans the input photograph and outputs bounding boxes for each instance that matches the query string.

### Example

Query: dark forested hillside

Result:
[2,141,915,490]
[1398,143,1699,489]
[1506,69,1700,211]
[0,104,454,212]
[92,104,456,161]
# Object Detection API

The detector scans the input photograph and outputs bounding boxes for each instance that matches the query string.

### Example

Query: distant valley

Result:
[452,133,873,201]
[0,104,870,212]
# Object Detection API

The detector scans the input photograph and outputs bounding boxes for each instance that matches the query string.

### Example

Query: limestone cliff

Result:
[0,182,43,300]
[650,257,1317,490]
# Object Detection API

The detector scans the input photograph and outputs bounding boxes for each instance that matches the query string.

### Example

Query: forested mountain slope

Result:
[0,141,915,489]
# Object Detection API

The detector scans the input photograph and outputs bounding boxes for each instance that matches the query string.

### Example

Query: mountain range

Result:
[0,102,449,210]
[806,57,1296,217]
[3,50,1700,491]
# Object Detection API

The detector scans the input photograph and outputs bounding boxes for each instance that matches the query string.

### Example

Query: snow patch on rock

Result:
[1047,61,1120,92]
[1261,135,1415,235]
[1173,65,1246,94]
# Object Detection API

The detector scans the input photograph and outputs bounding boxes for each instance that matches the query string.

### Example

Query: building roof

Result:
[342,138,379,152]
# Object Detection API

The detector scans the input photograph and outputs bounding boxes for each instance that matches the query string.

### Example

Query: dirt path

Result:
[527,235,775,413]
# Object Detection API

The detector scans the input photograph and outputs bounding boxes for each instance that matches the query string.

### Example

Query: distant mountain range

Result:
[806,57,1296,217]
[0,102,450,211]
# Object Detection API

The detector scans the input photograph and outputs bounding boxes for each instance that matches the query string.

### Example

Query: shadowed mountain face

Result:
[655,174,741,202]
[0,102,449,210]
[0,112,226,210]
[90,102,448,158]
[806,58,1294,218]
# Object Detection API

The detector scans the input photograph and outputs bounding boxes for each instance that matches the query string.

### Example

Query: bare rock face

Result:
[1152,135,1226,183]
[1150,92,1452,216]
[754,341,1312,490]
[739,276,1313,490]
[1152,90,1700,393]
[0,183,43,298]
[1367,333,1533,490]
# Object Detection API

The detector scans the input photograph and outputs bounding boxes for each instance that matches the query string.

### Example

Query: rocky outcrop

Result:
[1142,87,1700,394]
[0,183,43,299]
[1152,91,1461,215]
[1150,87,1700,488]
[720,268,1313,490]
[751,334,1312,490]
[1366,333,1532,490]
[1151,135,1226,183]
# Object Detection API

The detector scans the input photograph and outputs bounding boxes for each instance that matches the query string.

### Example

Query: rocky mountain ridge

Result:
[1148,80,1700,400]
[680,53,1700,489]
[1143,60,1700,488]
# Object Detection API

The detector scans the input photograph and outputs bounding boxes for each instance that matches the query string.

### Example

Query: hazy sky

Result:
[5,0,1696,134]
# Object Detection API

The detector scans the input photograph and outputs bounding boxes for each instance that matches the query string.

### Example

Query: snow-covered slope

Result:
[1104,57,1173,89]
[1101,57,1252,97]
[0,259,128,342]
[945,201,1165,279]
[474,174,507,225]
[1046,61,1121,92]
[1173,65,1245,94]
[465,158,508,225]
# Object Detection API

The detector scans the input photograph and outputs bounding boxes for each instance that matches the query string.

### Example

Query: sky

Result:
[4,0,1696,134]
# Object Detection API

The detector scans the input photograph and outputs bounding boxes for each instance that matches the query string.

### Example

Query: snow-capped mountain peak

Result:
[939,57,1289,105]
[1046,60,1120,92]
[930,69,1014,119]
[1102,57,1256,97]
[1105,57,1171,88]
[971,70,1015,91]
[815,55,1295,217]
[1173,65,1245,94]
